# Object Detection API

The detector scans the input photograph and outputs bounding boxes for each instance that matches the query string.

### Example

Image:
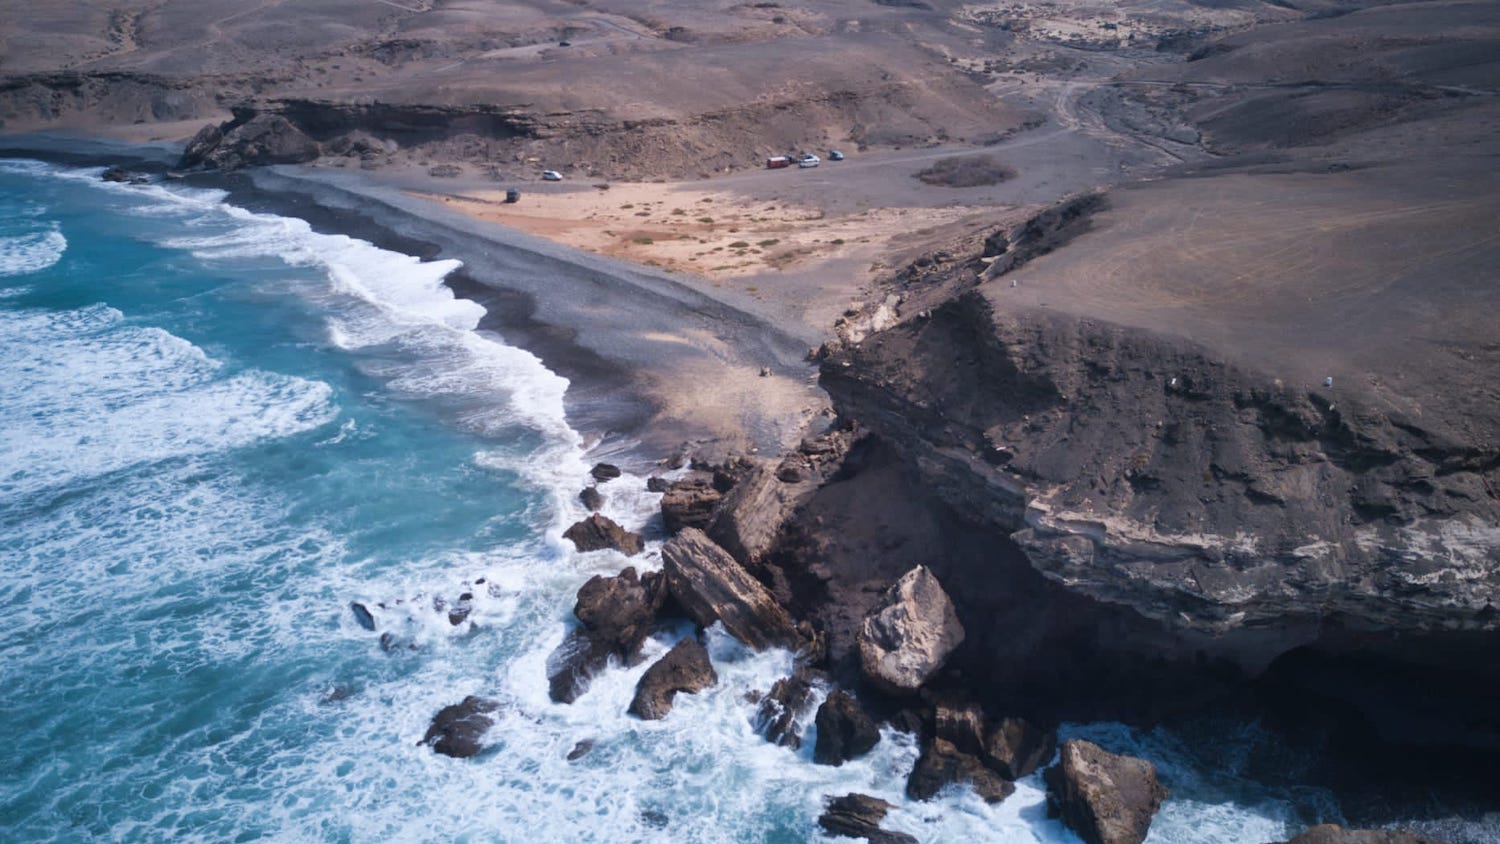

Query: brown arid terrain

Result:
[5,0,1500,834]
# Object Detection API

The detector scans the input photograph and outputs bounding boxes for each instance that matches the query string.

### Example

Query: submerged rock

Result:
[421,695,500,758]
[661,528,799,651]
[566,738,595,761]
[1044,740,1167,844]
[814,691,881,766]
[647,476,672,493]
[563,513,643,555]
[906,737,1015,804]
[546,628,615,704]
[349,601,376,631]
[101,166,147,184]
[857,566,964,693]
[818,793,916,843]
[579,486,605,511]
[628,637,717,720]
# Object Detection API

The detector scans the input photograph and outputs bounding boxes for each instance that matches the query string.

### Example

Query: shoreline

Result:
[0,132,831,466]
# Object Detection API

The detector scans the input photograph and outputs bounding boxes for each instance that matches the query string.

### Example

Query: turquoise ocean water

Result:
[0,158,1345,842]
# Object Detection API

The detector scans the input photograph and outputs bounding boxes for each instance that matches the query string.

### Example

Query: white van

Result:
[797,153,820,168]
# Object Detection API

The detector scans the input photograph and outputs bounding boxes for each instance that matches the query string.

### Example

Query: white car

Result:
[797,154,820,168]
[541,170,563,181]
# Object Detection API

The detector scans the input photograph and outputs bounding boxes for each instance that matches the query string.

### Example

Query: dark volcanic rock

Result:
[814,691,882,765]
[818,793,917,843]
[181,113,320,170]
[660,477,722,534]
[628,637,717,720]
[647,476,672,493]
[421,695,499,758]
[590,462,622,482]
[707,465,820,569]
[906,737,1015,803]
[754,671,816,748]
[1275,826,1447,844]
[661,528,799,650]
[349,601,376,631]
[858,565,964,693]
[933,698,987,756]
[101,166,146,184]
[566,738,594,761]
[563,513,642,555]
[546,567,666,703]
[1044,740,1167,844]
[983,716,1056,780]
[579,486,604,511]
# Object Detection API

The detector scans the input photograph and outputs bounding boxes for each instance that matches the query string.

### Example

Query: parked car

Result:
[541,170,563,181]
[797,153,820,168]
[505,188,521,203]
[828,150,845,161]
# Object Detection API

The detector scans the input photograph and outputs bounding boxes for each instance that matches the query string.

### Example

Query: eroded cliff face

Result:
[824,289,1500,656]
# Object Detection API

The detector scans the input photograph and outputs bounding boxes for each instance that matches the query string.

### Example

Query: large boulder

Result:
[628,637,717,720]
[180,113,320,171]
[660,477,722,534]
[857,566,965,693]
[546,567,666,703]
[1275,826,1447,844]
[813,691,882,765]
[563,513,643,555]
[1044,740,1168,844]
[661,528,799,650]
[818,794,917,844]
[754,671,816,749]
[907,736,1015,803]
[983,716,1056,780]
[420,695,500,758]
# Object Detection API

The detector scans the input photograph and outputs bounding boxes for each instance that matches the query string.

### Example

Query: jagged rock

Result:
[661,528,799,650]
[933,698,987,756]
[181,113,320,170]
[628,637,717,720]
[818,794,917,843]
[857,566,965,693]
[660,477,721,534]
[647,476,671,493]
[546,567,666,703]
[983,716,1056,780]
[1275,826,1447,844]
[349,601,376,631]
[907,737,1015,803]
[566,738,594,761]
[1044,740,1167,844]
[754,671,815,748]
[420,695,499,758]
[447,592,473,626]
[590,462,622,482]
[562,513,642,555]
[579,486,604,511]
[707,465,816,569]
[180,122,223,168]
[100,166,146,184]
[814,691,881,765]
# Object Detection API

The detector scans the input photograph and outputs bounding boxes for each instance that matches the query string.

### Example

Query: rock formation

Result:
[590,462,622,482]
[906,737,1015,804]
[547,567,665,703]
[661,528,799,650]
[982,716,1056,780]
[421,695,500,758]
[813,691,882,765]
[179,111,319,170]
[817,794,917,844]
[754,671,816,749]
[660,477,722,534]
[562,513,643,555]
[1043,740,1167,844]
[628,637,717,720]
[578,486,604,512]
[857,566,964,694]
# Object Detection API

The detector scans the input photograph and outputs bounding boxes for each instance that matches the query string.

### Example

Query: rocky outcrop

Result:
[547,567,666,703]
[563,513,642,555]
[628,637,717,720]
[814,691,882,765]
[983,716,1056,780]
[421,695,500,758]
[818,794,917,844]
[579,486,604,511]
[660,478,722,534]
[1044,740,1167,844]
[590,462,622,482]
[857,566,964,694]
[179,112,319,170]
[906,737,1015,803]
[754,671,816,749]
[661,528,799,650]
[1275,826,1447,844]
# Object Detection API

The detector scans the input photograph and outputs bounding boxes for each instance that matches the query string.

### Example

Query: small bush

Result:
[632,237,655,245]
[728,241,750,248]
[914,154,1015,187]
[757,239,780,247]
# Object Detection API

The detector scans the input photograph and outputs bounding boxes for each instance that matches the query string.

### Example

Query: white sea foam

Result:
[0,227,66,276]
